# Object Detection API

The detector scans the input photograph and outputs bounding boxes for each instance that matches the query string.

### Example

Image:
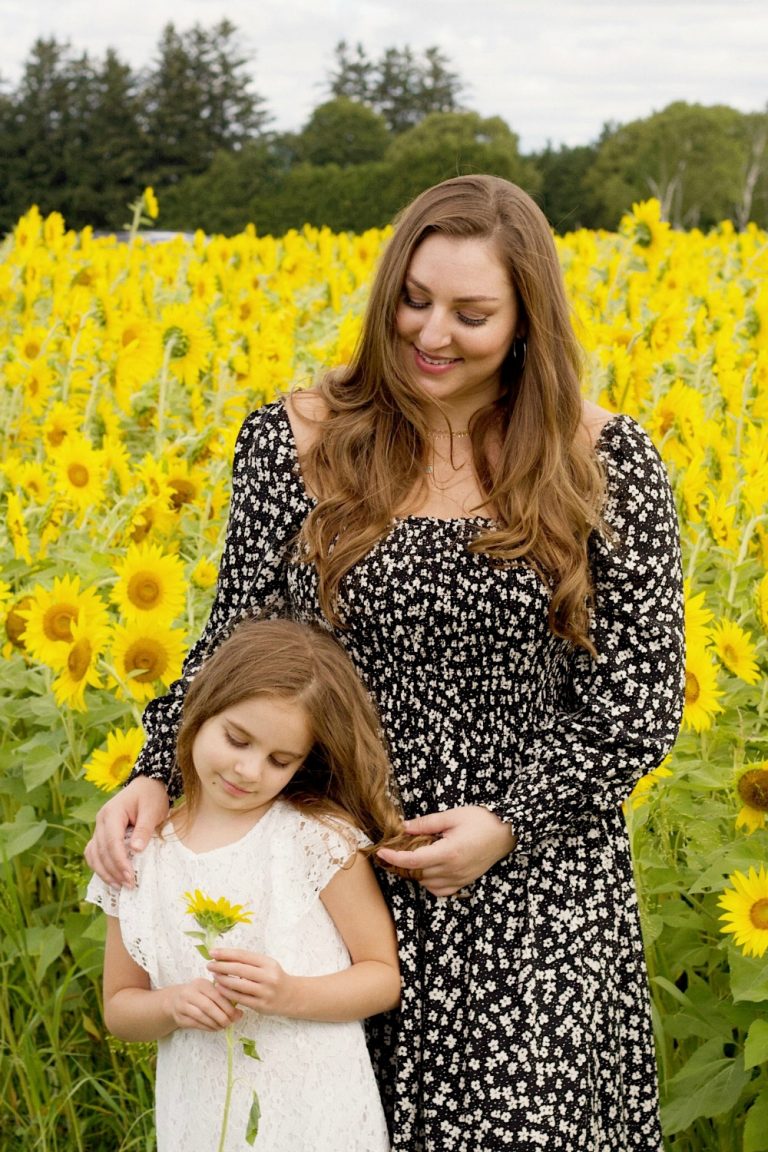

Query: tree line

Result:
[1,21,766,237]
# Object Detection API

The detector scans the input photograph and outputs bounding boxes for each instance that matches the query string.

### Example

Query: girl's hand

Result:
[207,949,295,1017]
[84,776,170,887]
[376,805,516,897]
[164,978,243,1032]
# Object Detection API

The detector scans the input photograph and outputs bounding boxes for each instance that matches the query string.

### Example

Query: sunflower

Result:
[707,495,739,553]
[184,890,253,937]
[54,436,106,516]
[735,764,768,834]
[52,615,111,711]
[5,491,32,564]
[110,620,185,701]
[165,459,203,512]
[719,866,768,959]
[191,557,218,590]
[619,198,671,254]
[682,641,724,732]
[112,542,186,623]
[160,303,214,387]
[84,726,145,791]
[684,583,713,650]
[143,186,159,221]
[128,494,176,545]
[112,314,163,392]
[21,576,110,670]
[627,758,674,809]
[4,595,32,657]
[14,460,52,506]
[42,401,80,449]
[712,620,761,685]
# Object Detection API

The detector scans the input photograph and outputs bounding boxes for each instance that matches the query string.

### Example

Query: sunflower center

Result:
[750,898,768,932]
[43,603,77,642]
[124,638,167,682]
[47,426,67,447]
[68,463,90,488]
[109,754,133,784]
[738,769,768,812]
[127,572,163,610]
[6,598,32,647]
[163,325,191,359]
[24,340,41,359]
[67,638,93,680]
[721,643,737,665]
[122,326,141,349]
[169,478,196,509]
[684,671,700,705]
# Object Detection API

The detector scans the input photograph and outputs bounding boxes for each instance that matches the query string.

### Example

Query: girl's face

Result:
[395,233,520,422]
[191,694,313,823]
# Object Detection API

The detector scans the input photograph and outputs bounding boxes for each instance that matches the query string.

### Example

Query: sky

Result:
[0,0,766,153]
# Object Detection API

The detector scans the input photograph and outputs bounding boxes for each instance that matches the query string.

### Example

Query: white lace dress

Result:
[85,800,391,1152]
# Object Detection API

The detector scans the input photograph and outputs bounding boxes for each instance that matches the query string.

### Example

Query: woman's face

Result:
[395,233,520,421]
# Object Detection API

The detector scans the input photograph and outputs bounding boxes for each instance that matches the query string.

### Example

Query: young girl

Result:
[86,617,410,1152]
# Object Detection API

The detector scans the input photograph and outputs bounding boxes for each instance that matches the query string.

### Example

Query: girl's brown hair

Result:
[175,617,424,861]
[299,174,605,653]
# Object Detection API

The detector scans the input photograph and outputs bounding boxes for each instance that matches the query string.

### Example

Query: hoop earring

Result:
[510,337,527,373]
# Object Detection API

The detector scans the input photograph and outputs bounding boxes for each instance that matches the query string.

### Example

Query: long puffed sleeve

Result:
[129,401,309,796]
[484,416,685,852]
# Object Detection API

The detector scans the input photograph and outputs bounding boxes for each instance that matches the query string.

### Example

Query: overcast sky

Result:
[0,0,765,152]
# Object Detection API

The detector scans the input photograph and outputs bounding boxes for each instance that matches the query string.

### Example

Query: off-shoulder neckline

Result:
[269,399,633,526]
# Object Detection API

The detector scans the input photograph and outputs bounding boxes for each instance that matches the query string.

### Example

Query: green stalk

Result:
[217,1025,236,1152]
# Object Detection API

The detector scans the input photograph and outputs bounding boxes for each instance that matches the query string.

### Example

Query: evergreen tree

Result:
[141,20,270,186]
[328,41,463,133]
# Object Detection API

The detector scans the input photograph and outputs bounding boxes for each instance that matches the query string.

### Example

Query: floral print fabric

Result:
[132,400,685,1151]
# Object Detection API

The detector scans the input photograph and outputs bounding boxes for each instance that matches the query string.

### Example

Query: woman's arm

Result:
[86,404,305,885]
[102,916,242,1041]
[206,853,400,1022]
[381,419,685,890]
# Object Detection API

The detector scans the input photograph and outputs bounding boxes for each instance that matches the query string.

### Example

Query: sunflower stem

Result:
[155,339,174,455]
[217,1024,235,1152]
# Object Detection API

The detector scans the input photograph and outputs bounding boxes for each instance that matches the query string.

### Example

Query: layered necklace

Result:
[424,428,470,478]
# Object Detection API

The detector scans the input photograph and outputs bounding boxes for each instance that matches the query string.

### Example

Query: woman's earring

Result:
[510,337,527,373]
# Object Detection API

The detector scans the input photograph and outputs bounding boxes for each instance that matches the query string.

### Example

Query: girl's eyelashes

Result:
[224,730,248,749]
[401,291,488,327]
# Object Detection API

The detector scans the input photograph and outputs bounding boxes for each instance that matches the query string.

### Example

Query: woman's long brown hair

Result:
[175,617,428,862]
[298,175,605,653]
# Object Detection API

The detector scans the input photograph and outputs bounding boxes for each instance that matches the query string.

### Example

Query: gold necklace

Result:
[426,429,469,439]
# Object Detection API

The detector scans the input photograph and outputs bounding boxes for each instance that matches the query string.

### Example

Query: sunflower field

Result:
[0,191,767,1150]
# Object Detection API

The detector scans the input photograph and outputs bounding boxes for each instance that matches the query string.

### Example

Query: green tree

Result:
[328,40,463,133]
[531,143,601,232]
[292,98,389,167]
[585,102,765,229]
[141,20,270,186]
[381,111,541,212]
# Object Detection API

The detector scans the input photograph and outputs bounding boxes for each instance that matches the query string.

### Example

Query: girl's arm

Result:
[102,917,242,1041]
[207,853,400,1022]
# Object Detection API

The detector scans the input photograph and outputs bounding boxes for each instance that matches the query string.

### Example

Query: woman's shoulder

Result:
[581,399,616,447]
[284,386,330,455]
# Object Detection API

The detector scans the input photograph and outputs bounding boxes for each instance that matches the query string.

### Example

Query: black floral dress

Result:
[133,399,685,1152]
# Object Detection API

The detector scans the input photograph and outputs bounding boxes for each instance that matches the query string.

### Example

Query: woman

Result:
[86,175,685,1151]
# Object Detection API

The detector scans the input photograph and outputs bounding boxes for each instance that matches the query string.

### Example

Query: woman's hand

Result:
[163,978,243,1032]
[207,949,295,1017]
[376,805,516,897]
[84,776,170,887]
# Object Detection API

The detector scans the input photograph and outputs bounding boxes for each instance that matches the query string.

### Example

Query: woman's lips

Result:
[413,345,461,374]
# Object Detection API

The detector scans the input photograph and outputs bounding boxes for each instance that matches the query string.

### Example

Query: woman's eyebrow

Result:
[405,274,500,304]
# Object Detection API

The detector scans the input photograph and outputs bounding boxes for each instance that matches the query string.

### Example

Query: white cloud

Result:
[0,0,765,150]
